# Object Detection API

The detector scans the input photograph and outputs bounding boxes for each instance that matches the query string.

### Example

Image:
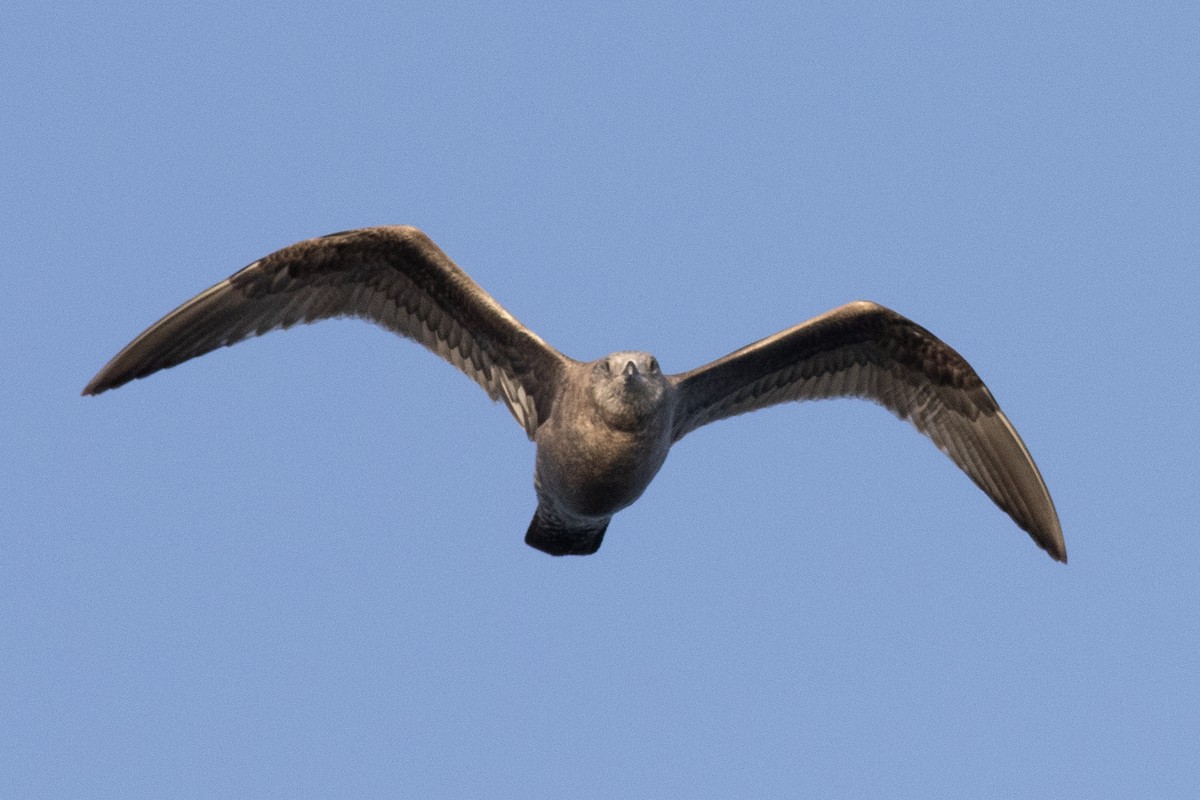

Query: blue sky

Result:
[4,2,1197,797]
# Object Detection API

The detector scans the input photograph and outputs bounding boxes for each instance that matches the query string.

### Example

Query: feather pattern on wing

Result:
[669,301,1065,561]
[82,226,569,437]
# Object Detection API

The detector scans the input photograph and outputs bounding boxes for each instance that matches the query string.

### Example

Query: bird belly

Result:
[534,422,669,518]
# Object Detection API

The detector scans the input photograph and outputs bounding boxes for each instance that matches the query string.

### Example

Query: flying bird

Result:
[84,226,1066,562]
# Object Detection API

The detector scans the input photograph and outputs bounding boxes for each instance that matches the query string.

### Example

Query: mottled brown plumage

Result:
[85,226,1065,562]
[83,227,563,436]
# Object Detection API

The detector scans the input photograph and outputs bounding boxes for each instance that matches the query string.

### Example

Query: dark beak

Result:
[623,361,639,377]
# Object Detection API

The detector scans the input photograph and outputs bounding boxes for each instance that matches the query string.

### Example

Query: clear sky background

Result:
[4,3,1197,797]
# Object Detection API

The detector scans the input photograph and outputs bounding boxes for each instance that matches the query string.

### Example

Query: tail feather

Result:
[525,511,609,556]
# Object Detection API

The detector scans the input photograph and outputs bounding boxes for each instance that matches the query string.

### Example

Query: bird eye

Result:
[649,358,659,373]
[601,361,612,374]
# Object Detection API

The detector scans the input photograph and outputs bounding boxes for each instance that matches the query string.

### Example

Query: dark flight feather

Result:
[83,226,569,438]
[670,301,1065,562]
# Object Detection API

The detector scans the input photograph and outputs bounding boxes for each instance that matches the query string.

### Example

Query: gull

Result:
[84,226,1066,562]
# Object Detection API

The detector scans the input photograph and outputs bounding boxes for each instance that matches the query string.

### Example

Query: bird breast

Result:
[534,399,673,518]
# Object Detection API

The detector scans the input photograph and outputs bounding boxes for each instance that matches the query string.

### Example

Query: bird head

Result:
[589,351,669,430]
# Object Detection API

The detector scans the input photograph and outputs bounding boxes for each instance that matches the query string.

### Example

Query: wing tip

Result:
[1045,532,1068,564]
[82,364,135,396]
[1032,490,1067,564]
[1030,518,1067,563]
[81,374,110,396]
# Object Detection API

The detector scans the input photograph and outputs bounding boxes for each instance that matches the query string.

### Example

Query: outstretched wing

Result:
[669,301,1065,561]
[83,226,569,437]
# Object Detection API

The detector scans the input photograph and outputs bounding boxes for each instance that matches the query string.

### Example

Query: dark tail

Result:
[525,511,610,556]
